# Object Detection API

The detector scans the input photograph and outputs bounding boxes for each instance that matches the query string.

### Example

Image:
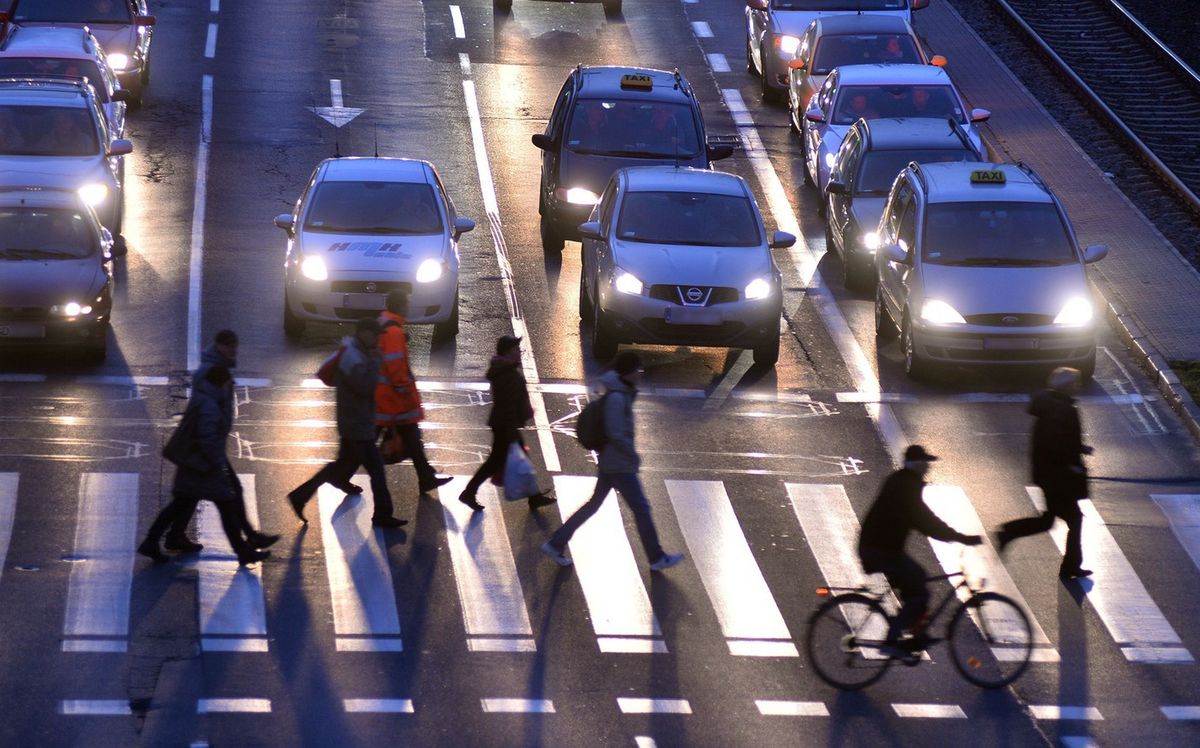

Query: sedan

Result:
[275,157,475,340]
[579,166,795,366]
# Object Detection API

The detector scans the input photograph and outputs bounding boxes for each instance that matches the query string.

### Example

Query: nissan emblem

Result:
[685,287,704,303]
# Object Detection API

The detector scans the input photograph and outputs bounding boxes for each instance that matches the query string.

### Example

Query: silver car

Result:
[873,162,1107,380]
[275,157,475,340]
[579,166,795,366]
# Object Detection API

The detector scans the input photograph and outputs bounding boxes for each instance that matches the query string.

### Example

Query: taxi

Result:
[578,166,794,366]
[275,157,475,340]
[533,65,732,254]
[873,163,1107,380]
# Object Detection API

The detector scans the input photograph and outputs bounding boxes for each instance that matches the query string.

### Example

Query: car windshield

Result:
[616,191,761,247]
[812,34,921,74]
[0,207,96,259]
[922,202,1076,266]
[0,59,109,102]
[304,181,443,235]
[773,1,908,10]
[855,148,978,194]
[566,99,701,159]
[0,105,99,156]
[832,85,963,125]
[10,0,132,24]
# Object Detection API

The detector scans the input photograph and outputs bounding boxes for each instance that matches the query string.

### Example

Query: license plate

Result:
[0,323,45,339]
[343,294,385,311]
[983,337,1037,351]
[664,306,721,326]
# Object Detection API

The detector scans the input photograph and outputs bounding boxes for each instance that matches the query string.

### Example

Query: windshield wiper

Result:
[940,257,1061,267]
[576,148,693,159]
[0,247,66,260]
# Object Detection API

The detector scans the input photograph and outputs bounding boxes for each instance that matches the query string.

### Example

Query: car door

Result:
[541,77,572,210]
[828,128,862,256]
[878,179,914,319]
[746,1,769,71]
[788,26,816,111]
[585,178,619,305]
[806,73,836,182]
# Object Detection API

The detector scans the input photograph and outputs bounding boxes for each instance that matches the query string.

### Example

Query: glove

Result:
[962,534,983,546]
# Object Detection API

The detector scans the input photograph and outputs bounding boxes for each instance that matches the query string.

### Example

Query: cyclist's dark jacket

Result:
[857,467,972,570]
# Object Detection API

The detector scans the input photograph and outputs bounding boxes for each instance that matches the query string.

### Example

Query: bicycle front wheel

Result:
[806,593,894,690]
[948,591,1033,688]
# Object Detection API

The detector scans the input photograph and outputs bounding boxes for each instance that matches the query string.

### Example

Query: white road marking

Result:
[438,477,535,652]
[204,24,217,58]
[76,375,170,386]
[553,476,665,651]
[62,640,126,653]
[691,21,713,38]
[1151,494,1200,572]
[1029,488,1191,662]
[665,480,797,656]
[1028,705,1103,720]
[706,53,730,73]
[63,473,138,652]
[0,373,46,382]
[755,700,829,716]
[210,0,219,12]
[702,352,753,411]
[1161,706,1200,720]
[617,698,692,715]
[344,699,414,713]
[481,698,555,713]
[308,79,365,128]
[187,75,213,372]
[891,703,967,719]
[923,485,1057,660]
[197,475,268,652]
[634,738,657,748]
[461,73,560,472]
[450,5,465,39]
[459,52,471,76]
[1060,738,1100,748]
[61,700,131,715]
[318,484,403,652]
[197,698,271,713]
[0,474,15,586]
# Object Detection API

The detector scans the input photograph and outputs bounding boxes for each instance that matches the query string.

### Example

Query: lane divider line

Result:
[204,23,217,58]
[450,5,466,39]
[187,75,213,372]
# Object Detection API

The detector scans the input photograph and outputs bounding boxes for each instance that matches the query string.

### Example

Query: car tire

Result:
[578,274,592,320]
[801,134,815,187]
[434,291,461,341]
[902,315,932,381]
[746,35,757,75]
[283,291,306,339]
[759,49,778,102]
[591,298,618,362]
[752,334,780,367]
[842,234,873,293]
[541,216,563,254]
[602,0,621,12]
[874,285,896,340]
[1078,348,1096,381]
[494,0,512,9]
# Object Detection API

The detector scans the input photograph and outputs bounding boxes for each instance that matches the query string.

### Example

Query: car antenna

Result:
[373,123,380,158]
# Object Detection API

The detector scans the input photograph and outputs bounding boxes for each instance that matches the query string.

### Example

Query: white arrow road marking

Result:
[309,79,365,128]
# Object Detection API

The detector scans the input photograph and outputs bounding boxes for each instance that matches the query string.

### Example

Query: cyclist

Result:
[857,445,982,650]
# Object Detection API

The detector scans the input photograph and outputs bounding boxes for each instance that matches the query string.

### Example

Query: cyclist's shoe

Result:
[900,632,937,652]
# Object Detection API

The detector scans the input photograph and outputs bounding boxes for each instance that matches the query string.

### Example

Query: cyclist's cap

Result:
[904,444,938,462]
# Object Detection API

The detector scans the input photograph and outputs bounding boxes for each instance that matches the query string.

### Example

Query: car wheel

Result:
[746,34,757,75]
[578,273,592,320]
[1078,348,1096,381]
[752,334,780,367]
[759,49,777,102]
[434,291,460,341]
[801,135,815,187]
[842,234,873,293]
[494,0,512,9]
[541,215,563,254]
[283,290,306,338]
[823,218,836,254]
[874,285,896,340]
[902,315,932,381]
[591,296,617,361]
[602,0,621,12]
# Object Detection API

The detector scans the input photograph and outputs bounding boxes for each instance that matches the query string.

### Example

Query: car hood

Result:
[297,231,447,274]
[849,197,887,232]
[920,263,1087,316]
[0,157,106,185]
[0,259,105,305]
[86,26,136,54]
[559,150,705,196]
[612,241,773,287]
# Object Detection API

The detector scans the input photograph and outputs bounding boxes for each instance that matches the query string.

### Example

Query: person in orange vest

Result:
[377,289,452,495]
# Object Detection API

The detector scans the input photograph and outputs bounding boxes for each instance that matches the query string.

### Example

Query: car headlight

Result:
[1054,296,1093,326]
[415,258,444,284]
[107,53,130,71]
[745,277,773,301]
[861,231,881,251]
[777,35,800,56]
[51,301,94,317]
[920,299,966,325]
[613,269,643,296]
[556,187,600,205]
[300,255,328,281]
[824,152,837,170]
[78,184,108,207]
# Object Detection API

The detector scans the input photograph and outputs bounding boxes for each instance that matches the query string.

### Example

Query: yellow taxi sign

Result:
[970,169,1006,184]
[620,74,654,90]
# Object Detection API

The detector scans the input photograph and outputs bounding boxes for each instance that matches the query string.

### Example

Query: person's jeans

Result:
[999,489,1084,573]
[462,429,520,497]
[292,438,395,519]
[549,471,664,564]
[862,550,929,640]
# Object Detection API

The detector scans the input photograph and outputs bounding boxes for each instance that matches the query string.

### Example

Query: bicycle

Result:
[805,570,1033,690]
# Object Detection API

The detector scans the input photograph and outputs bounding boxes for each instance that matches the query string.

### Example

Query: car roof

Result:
[812,14,913,36]
[0,186,87,209]
[861,117,975,150]
[0,77,90,106]
[834,63,950,85]
[576,65,692,103]
[319,157,435,184]
[621,166,748,196]
[0,26,98,60]
[918,162,1053,204]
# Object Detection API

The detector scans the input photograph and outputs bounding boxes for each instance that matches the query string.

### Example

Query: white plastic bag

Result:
[503,442,540,500]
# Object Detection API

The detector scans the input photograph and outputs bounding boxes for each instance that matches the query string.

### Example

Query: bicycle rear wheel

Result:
[948,591,1033,688]
[806,593,894,690]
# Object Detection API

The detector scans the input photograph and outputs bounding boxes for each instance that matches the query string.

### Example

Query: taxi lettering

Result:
[620,74,654,90]
[970,169,1006,184]
[327,241,410,258]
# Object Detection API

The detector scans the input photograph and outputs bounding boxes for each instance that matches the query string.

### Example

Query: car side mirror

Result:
[706,143,733,161]
[747,0,769,10]
[788,58,806,71]
[970,108,991,123]
[805,107,825,124]
[111,89,132,103]
[108,139,132,156]
[826,180,847,196]
[135,15,156,26]
[912,0,930,9]
[578,221,602,241]
[274,214,295,232]
[883,243,909,265]
[930,55,947,67]
[531,133,555,151]
[769,231,796,249]
[1083,244,1108,264]
[453,216,475,239]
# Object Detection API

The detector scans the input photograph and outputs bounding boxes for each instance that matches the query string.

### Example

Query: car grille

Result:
[637,319,747,344]
[927,346,1093,362]
[0,307,48,321]
[333,308,384,321]
[963,313,1055,327]
[330,280,411,294]
[648,285,739,306]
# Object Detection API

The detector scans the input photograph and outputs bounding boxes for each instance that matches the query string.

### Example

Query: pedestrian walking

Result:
[288,317,408,528]
[458,335,556,511]
[376,289,452,495]
[540,351,683,571]
[995,367,1094,580]
[857,444,982,650]
[139,365,274,565]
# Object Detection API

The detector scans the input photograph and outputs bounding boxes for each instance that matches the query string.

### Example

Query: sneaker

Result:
[527,492,557,510]
[649,552,684,572]
[333,481,363,495]
[1059,567,1094,581]
[249,532,280,549]
[137,538,168,563]
[459,492,484,512]
[238,548,270,566]
[419,476,454,494]
[163,535,204,553]
[371,516,409,528]
[540,541,573,567]
[287,490,308,524]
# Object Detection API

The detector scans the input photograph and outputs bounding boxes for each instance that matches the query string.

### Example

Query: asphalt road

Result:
[0,1,1198,746]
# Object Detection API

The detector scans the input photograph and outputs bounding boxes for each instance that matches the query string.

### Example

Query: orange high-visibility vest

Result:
[375,311,424,426]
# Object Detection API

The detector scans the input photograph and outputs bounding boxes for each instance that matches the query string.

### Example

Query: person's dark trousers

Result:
[867,552,929,639]
[999,489,1084,573]
[292,438,395,519]
[396,423,437,489]
[146,493,249,554]
[461,429,519,498]
[167,468,253,539]
[548,472,665,563]
[145,493,199,544]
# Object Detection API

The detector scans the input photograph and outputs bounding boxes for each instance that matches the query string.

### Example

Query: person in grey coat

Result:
[288,317,407,528]
[541,351,683,571]
[139,366,272,565]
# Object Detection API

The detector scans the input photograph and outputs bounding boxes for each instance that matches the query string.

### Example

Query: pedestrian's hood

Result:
[920,263,1087,317]
[0,259,105,306]
[559,149,705,198]
[297,231,447,274]
[0,157,106,186]
[849,197,887,234]
[612,241,773,287]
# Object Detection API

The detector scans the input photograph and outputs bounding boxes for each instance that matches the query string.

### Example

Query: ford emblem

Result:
[366,282,377,293]
[685,287,704,303]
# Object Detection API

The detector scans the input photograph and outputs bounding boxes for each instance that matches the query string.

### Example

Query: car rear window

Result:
[0,105,98,156]
[11,0,132,24]
[774,1,908,9]
[856,148,979,194]
[833,85,963,125]
[616,191,761,247]
[0,207,96,260]
[566,99,701,159]
[0,59,109,101]
[922,202,1076,266]
[812,34,921,75]
[304,181,443,235]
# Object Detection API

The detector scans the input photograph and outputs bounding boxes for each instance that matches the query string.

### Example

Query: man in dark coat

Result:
[458,335,555,511]
[996,367,1093,580]
[858,444,981,648]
